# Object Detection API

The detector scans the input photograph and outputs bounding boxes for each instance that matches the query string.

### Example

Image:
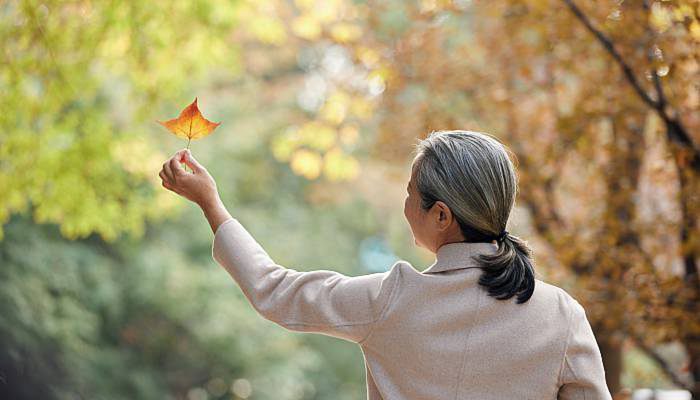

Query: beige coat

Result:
[212,217,612,400]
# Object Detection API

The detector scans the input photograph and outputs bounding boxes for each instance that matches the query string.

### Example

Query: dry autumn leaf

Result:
[157,97,221,149]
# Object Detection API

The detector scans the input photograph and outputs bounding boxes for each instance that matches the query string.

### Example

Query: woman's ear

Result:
[432,200,453,231]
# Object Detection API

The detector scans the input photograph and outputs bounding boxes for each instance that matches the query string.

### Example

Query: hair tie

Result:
[496,230,509,242]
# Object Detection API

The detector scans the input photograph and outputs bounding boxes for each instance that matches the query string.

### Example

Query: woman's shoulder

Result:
[532,279,587,317]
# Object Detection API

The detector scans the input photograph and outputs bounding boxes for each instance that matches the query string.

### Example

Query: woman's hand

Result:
[159,149,219,207]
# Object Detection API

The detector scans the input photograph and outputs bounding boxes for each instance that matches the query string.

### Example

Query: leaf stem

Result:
[183,137,192,172]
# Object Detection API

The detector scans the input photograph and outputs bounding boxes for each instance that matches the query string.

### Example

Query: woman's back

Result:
[359,241,610,399]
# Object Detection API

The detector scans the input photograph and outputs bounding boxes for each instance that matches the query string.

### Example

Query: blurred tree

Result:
[557,2,700,396]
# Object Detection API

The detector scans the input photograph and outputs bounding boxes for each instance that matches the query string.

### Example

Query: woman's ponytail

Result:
[472,231,535,304]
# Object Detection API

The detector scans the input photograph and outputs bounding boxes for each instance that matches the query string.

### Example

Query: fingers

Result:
[159,149,200,194]
[162,160,174,182]
[181,149,204,173]
[159,169,177,192]
[170,155,186,177]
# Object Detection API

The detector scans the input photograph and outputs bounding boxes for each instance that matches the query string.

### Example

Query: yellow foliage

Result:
[294,0,315,11]
[356,46,380,68]
[323,146,359,181]
[420,0,438,13]
[298,122,336,151]
[248,15,287,45]
[650,2,673,33]
[350,97,373,120]
[319,92,350,125]
[309,0,342,24]
[368,68,390,82]
[291,14,322,40]
[111,137,167,183]
[290,149,323,179]
[271,128,301,162]
[690,20,700,41]
[330,22,362,43]
[672,3,695,21]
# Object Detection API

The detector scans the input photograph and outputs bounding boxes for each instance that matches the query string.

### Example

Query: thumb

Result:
[179,149,204,173]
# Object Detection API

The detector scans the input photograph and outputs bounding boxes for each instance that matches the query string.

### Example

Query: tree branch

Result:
[560,0,658,109]
[560,0,700,171]
[629,333,693,391]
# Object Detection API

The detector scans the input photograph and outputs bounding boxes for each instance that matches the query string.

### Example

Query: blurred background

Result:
[1,0,699,399]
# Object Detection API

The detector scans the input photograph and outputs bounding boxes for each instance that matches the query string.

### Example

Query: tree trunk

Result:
[598,334,624,397]
[687,335,700,399]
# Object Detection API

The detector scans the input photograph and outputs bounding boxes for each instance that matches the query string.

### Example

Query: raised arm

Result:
[159,149,403,343]
[211,217,403,343]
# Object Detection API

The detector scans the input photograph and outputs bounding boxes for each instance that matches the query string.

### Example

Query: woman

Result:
[159,130,611,399]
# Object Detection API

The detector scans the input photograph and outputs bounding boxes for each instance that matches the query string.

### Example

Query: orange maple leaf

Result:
[157,97,221,148]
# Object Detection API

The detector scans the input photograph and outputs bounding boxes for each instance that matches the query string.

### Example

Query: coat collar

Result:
[422,241,499,274]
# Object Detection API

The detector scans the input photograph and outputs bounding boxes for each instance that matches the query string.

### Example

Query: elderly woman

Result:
[159,130,611,400]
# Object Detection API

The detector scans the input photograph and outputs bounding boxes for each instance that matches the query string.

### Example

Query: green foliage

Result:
[0,0,242,241]
[0,208,371,399]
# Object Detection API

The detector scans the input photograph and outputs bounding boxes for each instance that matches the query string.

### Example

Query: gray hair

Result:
[411,130,535,304]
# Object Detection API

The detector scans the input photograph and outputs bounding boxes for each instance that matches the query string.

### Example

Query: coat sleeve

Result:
[557,299,613,400]
[211,217,402,344]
